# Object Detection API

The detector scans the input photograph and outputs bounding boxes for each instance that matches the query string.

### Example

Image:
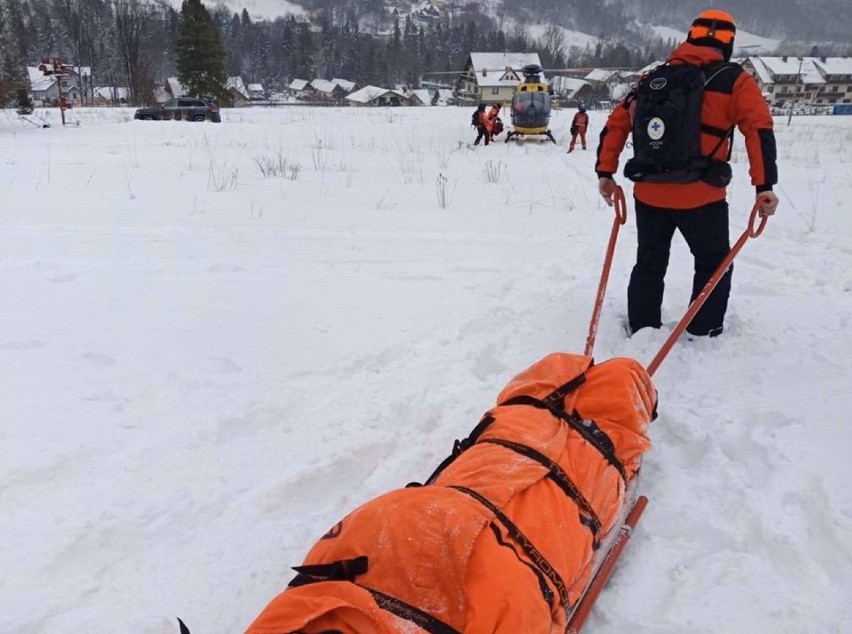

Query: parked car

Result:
[134,98,221,122]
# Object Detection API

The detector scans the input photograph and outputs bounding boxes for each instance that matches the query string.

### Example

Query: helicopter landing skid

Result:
[505,130,557,144]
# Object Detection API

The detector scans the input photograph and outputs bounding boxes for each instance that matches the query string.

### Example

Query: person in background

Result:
[486,103,501,125]
[568,103,589,153]
[595,9,779,338]
[486,103,503,138]
[472,103,491,146]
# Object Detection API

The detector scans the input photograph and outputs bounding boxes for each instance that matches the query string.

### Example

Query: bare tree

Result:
[541,24,566,68]
[113,0,154,104]
[52,0,101,104]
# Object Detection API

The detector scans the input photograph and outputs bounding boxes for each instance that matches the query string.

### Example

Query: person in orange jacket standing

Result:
[486,103,503,137]
[472,103,491,146]
[568,103,589,152]
[595,9,779,338]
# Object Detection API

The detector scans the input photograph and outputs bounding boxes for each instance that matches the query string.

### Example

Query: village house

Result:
[421,81,455,105]
[247,83,265,101]
[405,88,431,106]
[93,86,129,106]
[742,56,852,108]
[155,77,188,104]
[345,85,414,107]
[582,68,633,103]
[548,76,594,107]
[288,78,311,100]
[310,79,349,104]
[457,52,543,106]
[331,78,359,95]
[225,76,250,106]
[27,65,93,105]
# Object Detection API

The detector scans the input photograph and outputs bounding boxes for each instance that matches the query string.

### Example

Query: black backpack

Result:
[624,62,736,185]
[471,109,479,126]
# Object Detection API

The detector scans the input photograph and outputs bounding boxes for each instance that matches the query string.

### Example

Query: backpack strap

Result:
[702,63,739,160]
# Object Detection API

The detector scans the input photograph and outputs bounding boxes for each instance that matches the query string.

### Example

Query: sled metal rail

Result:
[563,473,648,633]
[647,200,769,376]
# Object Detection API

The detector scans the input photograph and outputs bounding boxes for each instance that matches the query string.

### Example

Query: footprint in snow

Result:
[81,351,117,367]
[46,272,77,283]
[205,356,242,373]
[0,339,46,350]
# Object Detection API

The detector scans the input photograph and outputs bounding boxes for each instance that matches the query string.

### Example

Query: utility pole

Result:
[38,57,73,126]
[787,56,804,127]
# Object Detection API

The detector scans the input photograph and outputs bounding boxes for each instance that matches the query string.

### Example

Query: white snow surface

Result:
[2,105,851,634]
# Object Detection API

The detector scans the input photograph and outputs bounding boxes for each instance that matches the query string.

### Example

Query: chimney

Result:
[820,56,827,62]
[782,56,787,62]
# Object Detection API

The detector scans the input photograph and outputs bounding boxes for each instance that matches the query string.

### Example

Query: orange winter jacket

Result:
[572,111,589,131]
[595,42,777,210]
[476,109,490,130]
[246,353,656,634]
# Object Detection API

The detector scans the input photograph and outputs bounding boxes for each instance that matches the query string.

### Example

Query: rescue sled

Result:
[233,191,771,634]
[245,351,656,634]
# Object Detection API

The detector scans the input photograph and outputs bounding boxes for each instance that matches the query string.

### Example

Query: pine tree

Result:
[175,0,226,100]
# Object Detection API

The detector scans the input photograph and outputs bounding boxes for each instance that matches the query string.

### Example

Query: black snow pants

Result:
[627,199,731,337]
[474,125,490,145]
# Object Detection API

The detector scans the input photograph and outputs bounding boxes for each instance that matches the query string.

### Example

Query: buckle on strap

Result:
[290,556,369,586]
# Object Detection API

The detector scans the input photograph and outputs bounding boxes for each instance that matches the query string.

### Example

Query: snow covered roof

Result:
[407,89,431,105]
[331,78,356,93]
[610,82,632,101]
[584,69,620,83]
[311,79,340,94]
[247,83,264,93]
[747,57,775,84]
[346,85,408,104]
[757,57,822,82]
[812,57,852,77]
[27,67,55,92]
[94,86,129,100]
[467,52,543,88]
[166,77,187,98]
[289,79,309,91]
[549,76,590,99]
[226,76,248,96]
[27,65,92,92]
[636,60,665,75]
[748,57,848,85]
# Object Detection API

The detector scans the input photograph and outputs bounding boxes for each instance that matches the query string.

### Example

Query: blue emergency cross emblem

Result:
[647,117,665,141]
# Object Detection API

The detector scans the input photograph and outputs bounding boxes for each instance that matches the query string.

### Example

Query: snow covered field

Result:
[2,104,851,633]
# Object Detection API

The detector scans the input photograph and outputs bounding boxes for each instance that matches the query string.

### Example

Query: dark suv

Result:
[134,98,221,122]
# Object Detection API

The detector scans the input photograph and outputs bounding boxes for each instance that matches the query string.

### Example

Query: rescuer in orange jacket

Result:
[568,104,589,153]
[486,103,501,125]
[595,9,779,338]
[473,103,491,146]
[486,103,503,137]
